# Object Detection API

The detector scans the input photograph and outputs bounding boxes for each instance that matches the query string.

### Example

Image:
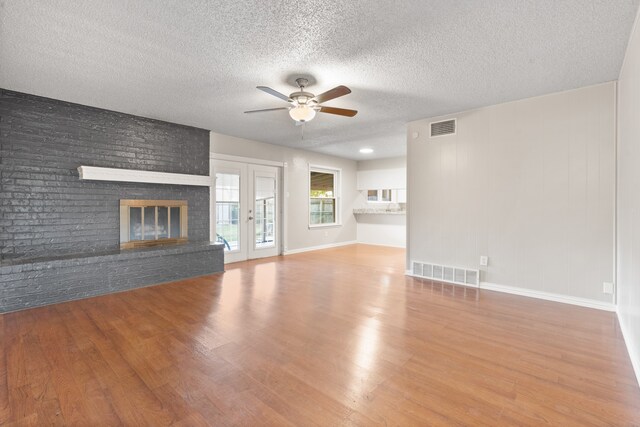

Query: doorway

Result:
[212,159,281,263]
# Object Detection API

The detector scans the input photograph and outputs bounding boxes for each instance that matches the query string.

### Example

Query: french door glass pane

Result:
[216,172,240,251]
[255,176,275,249]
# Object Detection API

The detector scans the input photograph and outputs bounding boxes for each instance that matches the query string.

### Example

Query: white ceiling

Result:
[1,1,638,160]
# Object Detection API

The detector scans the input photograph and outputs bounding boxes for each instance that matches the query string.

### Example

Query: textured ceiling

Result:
[1,0,638,160]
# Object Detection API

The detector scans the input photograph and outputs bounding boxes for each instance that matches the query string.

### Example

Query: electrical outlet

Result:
[479,256,488,267]
[324,231,329,237]
[603,282,615,295]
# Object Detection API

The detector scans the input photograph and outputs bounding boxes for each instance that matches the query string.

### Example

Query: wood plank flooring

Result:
[1,244,639,425]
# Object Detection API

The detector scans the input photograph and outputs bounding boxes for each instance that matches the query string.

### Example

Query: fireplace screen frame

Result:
[120,199,188,249]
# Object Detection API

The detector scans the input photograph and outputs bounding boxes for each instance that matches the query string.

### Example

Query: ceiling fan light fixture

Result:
[247,79,356,123]
[289,104,316,122]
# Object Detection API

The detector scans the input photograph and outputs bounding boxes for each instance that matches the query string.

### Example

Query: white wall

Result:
[617,7,640,385]
[356,156,406,190]
[407,82,616,306]
[356,215,406,248]
[210,132,358,253]
[355,157,406,248]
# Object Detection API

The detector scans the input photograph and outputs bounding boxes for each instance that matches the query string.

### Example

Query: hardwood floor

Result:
[1,244,639,426]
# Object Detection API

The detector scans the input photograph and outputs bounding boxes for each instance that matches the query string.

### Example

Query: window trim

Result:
[308,164,341,228]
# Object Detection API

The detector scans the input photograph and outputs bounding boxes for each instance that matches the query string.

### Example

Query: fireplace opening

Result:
[120,199,188,249]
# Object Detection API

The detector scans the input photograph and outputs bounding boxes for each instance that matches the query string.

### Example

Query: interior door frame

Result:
[210,154,285,263]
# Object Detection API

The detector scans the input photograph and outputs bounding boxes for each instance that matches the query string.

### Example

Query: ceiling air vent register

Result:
[430,119,456,137]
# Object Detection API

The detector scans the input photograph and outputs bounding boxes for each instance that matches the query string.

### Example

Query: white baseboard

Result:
[283,240,358,255]
[406,273,615,311]
[480,281,616,312]
[357,241,406,249]
[616,309,640,388]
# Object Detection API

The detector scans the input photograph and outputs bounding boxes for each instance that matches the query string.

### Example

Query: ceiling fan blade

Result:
[318,106,358,117]
[313,85,351,103]
[244,107,290,114]
[256,86,291,102]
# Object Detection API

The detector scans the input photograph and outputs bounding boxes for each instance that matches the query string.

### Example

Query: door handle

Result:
[248,216,254,220]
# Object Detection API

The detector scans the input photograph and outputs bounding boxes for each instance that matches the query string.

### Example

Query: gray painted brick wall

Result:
[0,89,223,313]
[0,242,224,313]
[0,89,211,260]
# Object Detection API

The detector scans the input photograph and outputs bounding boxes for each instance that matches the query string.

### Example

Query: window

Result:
[367,189,394,203]
[120,200,188,249]
[309,166,340,227]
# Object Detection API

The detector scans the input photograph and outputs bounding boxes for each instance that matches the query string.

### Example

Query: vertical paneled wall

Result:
[407,82,615,304]
[617,9,640,383]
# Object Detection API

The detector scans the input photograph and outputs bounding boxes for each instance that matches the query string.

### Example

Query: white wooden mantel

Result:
[77,166,211,187]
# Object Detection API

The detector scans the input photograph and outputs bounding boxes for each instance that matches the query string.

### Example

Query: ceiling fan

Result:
[245,78,357,123]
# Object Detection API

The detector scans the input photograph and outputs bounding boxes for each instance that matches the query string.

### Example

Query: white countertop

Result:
[353,208,406,215]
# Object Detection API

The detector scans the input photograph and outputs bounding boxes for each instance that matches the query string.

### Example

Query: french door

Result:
[212,160,280,263]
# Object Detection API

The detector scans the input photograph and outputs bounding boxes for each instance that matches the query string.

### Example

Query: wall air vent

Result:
[409,260,479,287]
[430,119,456,137]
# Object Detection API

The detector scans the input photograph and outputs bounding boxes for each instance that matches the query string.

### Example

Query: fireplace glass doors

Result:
[120,200,187,249]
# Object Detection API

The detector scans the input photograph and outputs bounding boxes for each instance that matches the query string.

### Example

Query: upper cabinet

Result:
[356,167,406,190]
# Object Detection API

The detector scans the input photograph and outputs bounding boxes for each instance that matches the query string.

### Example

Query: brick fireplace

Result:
[0,89,224,313]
